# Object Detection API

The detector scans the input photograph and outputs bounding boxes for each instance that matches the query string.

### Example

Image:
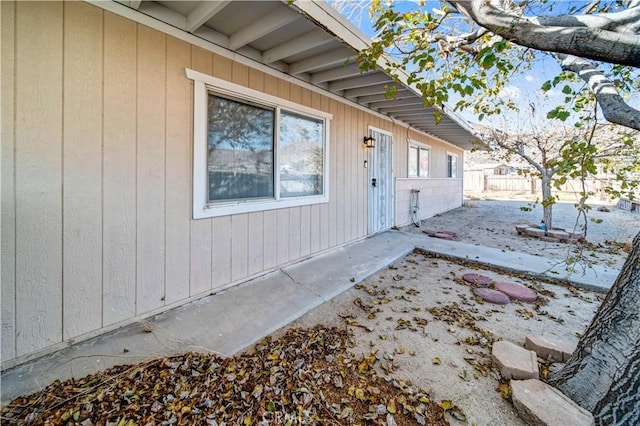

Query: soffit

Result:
[115,0,478,150]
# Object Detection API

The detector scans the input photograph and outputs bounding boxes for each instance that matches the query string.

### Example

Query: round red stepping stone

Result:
[494,282,538,302]
[473,288,510,304]
[462,273,493,286]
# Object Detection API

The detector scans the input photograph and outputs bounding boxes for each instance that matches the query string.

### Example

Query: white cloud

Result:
[524,74,537,83]
[499,85,521,98]
[540,88,561,99]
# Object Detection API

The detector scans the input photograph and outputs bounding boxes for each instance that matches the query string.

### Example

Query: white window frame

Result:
[446,152,459,178]
[407,140,430,178]
[187,69,332,219]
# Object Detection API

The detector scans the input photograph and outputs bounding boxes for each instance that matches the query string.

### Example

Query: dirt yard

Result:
[286,250,603,425]
[404,199,638,270]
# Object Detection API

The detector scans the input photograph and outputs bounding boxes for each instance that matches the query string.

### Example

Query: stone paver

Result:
[422,229,457,239]
[515,224,532,234]
[492,341,538,380]
[511,379,595,426]
[525,228,546,237]
[525,334,577,362]
[462,273,494,286]
[547,229,570,240]
[474,288,511,304]
[494,282,538,302]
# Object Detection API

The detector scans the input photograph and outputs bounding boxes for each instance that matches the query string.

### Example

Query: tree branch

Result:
[492,137,546,175]
[557,54,640,131]
[449,0,640,67]
[528,7,640,34]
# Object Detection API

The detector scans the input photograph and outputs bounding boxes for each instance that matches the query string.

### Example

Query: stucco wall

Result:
[395,178,464,227]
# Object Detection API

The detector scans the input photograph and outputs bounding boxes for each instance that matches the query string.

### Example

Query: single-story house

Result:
[0,0,477,368]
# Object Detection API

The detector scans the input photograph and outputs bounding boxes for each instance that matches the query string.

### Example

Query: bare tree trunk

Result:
[540,175,553,230]
[550,231,640,425]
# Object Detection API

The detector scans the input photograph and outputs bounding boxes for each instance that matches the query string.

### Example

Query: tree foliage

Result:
[356,0,640,131]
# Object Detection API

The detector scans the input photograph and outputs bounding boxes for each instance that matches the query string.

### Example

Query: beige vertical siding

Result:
[165,36,192,305]
[1,0,17,362]
[189,47,214,296]
[136,25,167,315]
[14,2,64,356]
[62,2,104,340]
[1,2,465,366]
[102,12,137,327]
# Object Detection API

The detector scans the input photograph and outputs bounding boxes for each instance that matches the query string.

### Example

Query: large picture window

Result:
[408,141,430,178]
[188,69,331,218]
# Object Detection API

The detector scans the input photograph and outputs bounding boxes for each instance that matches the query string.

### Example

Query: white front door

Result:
[368,128,393,234]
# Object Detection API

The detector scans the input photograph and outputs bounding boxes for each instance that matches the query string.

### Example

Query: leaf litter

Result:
[1,326,447,426]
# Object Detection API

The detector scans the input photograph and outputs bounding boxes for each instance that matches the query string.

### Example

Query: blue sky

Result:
[333,1,639,131]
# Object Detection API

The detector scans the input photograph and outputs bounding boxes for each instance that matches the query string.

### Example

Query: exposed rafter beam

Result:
[393,111,431,119]
[288,50,354,74]
[186,0,231,33]
[356,90,411,103]
[343,83,404,98]
[310,62,361,84]
[229,9,298,50]
[192,27,230,48]
[328,73,392,91]
[263,31,333,64]
[369,98,425,110]
[379,107,429,116]
[119,0,142,10]
[404,119,442,126]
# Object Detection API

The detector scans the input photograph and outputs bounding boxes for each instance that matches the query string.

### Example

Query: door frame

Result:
[367,126,394,234]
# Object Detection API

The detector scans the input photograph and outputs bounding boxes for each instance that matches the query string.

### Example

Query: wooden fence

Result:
[464,171,615,202]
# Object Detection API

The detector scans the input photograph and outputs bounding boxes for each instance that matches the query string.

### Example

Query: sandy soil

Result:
[285,251,604,425]
[278,199,638,425]
[405,199,638,270]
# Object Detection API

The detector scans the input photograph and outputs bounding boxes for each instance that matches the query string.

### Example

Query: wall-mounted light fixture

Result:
[363,136,376,148]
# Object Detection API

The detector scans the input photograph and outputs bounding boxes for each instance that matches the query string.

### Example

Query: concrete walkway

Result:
[0,231,618,404]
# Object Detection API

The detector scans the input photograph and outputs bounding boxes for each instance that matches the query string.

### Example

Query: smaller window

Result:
[408,142,430,178]
[447,153,458,178]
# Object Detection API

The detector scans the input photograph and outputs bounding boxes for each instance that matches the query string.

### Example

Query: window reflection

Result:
[207,95,274,202]
[279,111,324,197]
